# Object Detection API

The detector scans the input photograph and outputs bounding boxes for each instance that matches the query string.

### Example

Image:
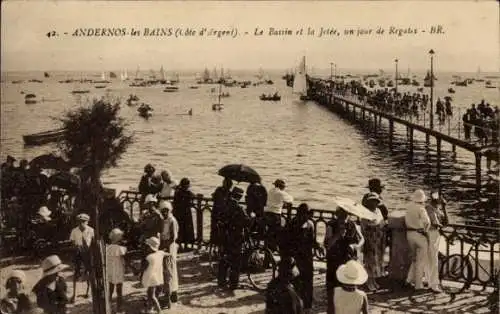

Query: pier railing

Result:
[117,190,499,288]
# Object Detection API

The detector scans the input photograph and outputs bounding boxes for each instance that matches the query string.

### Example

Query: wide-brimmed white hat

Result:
[41,255,69,277]
[109,228,124,242]
[411,189,427,203]
[145,236,160,251]
[38,206,52,218]
[158,200,172,211]
[336,260,368,285]
[6,270,26,284]
[144,194,157,204]
[76,213,90,221]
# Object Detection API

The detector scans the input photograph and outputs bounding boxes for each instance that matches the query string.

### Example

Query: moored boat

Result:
[260,93,281,101]
[25,93,37,104]
[293,56,309,101]
[23,129,66,146]
[163,86,179,92]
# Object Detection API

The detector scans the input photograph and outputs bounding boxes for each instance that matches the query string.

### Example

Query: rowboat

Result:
[23,129,66,146]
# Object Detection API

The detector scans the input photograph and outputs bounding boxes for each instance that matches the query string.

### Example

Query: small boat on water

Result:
[163,86,179,92]
[29,79,43,83]
[293,56,310,101]
[189,86,199,89]
[44,72,50,78]
[212,80,224,111]
[411,79,420,86]
[95,85,107,89]
[127,94,140,106]
[25,93,37,104]
[448,88,455,93]
[23,129,66,146]
[485,81,496,89]
[137,103,153,119]
[71,90,90,94]
[260,93,281,101]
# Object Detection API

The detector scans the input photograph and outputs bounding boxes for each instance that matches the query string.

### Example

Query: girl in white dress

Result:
[106,228,127,314]
[332,260,369,314]
[141,237,167,314]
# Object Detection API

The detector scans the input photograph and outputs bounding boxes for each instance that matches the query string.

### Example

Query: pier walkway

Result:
[307,78,500,194]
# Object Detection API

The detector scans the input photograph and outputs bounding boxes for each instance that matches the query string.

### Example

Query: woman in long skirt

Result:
[172,178,195,251]
[361,192,386,291]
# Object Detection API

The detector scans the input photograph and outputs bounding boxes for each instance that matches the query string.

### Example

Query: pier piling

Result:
[389,120,394,149]
[437,137,442,177]
[475,152,482,194]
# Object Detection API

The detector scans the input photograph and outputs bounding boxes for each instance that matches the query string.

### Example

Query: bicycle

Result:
[438,233,492,296]
[208,219,278,292]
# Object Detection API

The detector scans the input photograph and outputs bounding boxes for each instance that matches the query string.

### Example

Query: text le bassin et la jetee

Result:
[46,25,445,39]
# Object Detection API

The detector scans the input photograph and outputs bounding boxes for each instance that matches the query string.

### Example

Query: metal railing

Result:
[118,190,499,288]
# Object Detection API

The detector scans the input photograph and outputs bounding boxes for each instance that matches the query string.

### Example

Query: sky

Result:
[1,1,499,72]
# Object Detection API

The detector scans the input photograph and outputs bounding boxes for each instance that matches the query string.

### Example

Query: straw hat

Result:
[76,213,90,221]
[158,200,172,211]
[6,270,26,286]
[108,228,124,242]
[144,194,157,204]
[145,237,160,251]
[41,255,69,277]
[336,260,368,285]
[411,189,427,203]
[38,206,52,218]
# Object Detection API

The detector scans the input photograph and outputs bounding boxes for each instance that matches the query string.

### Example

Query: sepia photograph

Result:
[0,1,498,313]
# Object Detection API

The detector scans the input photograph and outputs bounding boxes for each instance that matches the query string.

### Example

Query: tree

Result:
[58,97,133,313]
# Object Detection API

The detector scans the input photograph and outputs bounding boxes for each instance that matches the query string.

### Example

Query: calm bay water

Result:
[1,70,499,226]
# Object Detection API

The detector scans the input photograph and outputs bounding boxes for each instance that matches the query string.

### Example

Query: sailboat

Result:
[71,72,90,94]
[475,66,485,82]
[201,68,211,83]
[109,72,117,79]
[293,56,309,101]
[212,79,224,111]
[44,72,50,78]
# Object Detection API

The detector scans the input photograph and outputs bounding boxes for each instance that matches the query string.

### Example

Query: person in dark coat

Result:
[211,178,232,246]
[138,164,159,203]
[287,203,321,313]
[172,178,195,251]
[139,194,164,240]
[266,257,304,314]
[217,187,250,290]
[324,207,361,310]
[245,181,268,235]
[1,270,33,314]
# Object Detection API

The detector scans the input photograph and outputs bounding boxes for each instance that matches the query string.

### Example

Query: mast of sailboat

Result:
[218,82,222,104]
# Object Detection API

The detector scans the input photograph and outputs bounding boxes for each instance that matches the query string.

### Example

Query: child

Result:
[1,270,32,313]
[330,260,369,314]
[141,237,168,314]
[106,228,127,314]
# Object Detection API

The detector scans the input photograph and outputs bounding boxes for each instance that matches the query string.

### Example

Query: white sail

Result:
[160,66,166,80]
[101,71,106,80]
[293,56,307,95]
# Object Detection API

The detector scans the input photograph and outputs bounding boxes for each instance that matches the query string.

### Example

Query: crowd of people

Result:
[1,159,451,314]
[324,80,499,145]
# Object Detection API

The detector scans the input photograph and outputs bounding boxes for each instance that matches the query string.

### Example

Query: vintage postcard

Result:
[1,1,498,313]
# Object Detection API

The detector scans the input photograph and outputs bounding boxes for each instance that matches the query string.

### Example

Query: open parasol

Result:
[333,196,380,221]
[217,164,261,183]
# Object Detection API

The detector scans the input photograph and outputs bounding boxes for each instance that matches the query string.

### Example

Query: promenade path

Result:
[0,251,493,314]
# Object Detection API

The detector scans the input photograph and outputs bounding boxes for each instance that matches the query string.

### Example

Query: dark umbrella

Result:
[30,154,70,171]
[218,164,261,183]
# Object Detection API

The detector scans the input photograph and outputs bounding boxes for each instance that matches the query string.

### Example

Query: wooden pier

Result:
[307,78,500,194]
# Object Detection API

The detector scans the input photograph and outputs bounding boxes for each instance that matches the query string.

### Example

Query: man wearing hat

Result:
[264,179,293,251]
[32,255,70,314]
[159,200,179,304]
[404,189,431,291]
[139,194,164,239]
[138,164,159,203]
[362,178,388,220]
[69,213,94,303]
[218,186,250,290]
[1,270,32,313]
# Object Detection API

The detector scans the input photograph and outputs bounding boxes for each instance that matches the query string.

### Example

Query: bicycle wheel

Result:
[246,247,277,292]
[208,242,223,276]
[439,254,473,295]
